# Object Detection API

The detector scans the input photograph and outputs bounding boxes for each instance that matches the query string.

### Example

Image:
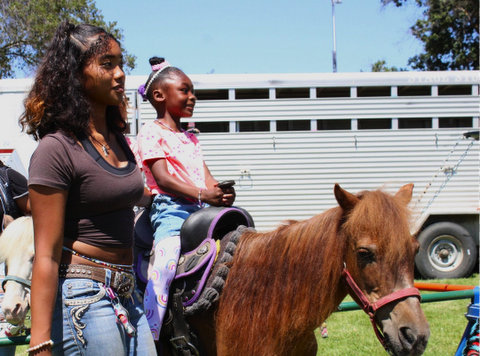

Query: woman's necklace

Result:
[90,132,111,157]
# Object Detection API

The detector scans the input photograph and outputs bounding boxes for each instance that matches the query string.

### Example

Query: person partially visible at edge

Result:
[0,159,30,231]
[0,160,30,356]
[135,56,236,340]
[19,22,155,356]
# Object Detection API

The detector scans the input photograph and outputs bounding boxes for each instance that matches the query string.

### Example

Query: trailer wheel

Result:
[415,222,478,279]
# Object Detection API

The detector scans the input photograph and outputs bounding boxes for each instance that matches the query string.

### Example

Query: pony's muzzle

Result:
[399,326,428,355]
[383,326,429,356]
[381,307,430,356]
[3,302,27,325]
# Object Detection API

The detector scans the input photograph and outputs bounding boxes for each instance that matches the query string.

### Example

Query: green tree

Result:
[381,0,479,70]
[0,0,135,78]
[371,60,404,72]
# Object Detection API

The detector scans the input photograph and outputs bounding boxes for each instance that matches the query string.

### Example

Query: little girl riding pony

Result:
[136,57,235,339]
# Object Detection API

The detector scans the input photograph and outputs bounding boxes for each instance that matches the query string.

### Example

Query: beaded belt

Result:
[59,264,135,297]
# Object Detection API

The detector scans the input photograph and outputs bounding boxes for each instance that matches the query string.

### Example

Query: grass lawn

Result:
[316,274,478,356]
[12,275,479,355]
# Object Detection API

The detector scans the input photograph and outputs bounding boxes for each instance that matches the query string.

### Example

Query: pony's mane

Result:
[216,206,347,355]
[0,216,34,263]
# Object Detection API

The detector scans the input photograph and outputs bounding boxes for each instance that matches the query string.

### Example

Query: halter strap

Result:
[341,266,421,352]
[2,275,31,290]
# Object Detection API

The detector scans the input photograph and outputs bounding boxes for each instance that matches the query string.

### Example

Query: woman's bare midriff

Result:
[61,239,133,269]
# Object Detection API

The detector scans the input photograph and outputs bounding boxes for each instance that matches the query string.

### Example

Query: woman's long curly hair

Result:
[20,21,128,141]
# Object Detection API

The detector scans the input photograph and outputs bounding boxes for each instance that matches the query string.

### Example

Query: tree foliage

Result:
[381,0,479,70]
[371,60,405,72]
[0,0,136,78]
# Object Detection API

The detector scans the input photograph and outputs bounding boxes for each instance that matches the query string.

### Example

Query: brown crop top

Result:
[28,131,144,248]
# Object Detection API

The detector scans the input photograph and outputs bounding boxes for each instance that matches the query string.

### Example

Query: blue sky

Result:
[98,0,424,75]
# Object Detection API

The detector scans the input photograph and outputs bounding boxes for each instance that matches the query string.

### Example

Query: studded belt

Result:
[59,264,135,297]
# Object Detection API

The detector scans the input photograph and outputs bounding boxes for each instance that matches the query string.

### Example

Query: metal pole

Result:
[332,0,337,72]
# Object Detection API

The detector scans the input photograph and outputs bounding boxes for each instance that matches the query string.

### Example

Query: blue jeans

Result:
[51,278,156,356]
[150,194,202,244]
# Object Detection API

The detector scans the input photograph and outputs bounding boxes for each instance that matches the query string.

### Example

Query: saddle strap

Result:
[175,238,218,307]
[165,282,200,356]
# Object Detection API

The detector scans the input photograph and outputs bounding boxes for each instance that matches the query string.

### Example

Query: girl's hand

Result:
[200,186,224,206]
[220,186,236,207]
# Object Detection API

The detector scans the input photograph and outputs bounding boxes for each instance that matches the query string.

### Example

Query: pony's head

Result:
[335,183,429,356]
[0,216,34,325]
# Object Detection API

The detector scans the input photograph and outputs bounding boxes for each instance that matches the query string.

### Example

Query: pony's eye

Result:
[357,248,375,264]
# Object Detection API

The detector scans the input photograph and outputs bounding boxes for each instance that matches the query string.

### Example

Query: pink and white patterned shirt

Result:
[136,121,206,196]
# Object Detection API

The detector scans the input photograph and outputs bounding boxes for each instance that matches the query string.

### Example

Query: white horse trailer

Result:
[1,71,479,279]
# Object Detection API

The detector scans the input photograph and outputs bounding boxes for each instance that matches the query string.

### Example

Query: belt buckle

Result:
[113,271,134,298]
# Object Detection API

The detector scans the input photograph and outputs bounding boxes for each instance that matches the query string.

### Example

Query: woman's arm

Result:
[148,158,224,206]
[28,185,68,354]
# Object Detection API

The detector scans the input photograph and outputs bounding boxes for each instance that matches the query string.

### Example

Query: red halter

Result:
[341,266,421,352]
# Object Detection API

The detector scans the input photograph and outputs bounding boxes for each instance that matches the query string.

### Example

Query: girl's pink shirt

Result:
[136,121,206,195]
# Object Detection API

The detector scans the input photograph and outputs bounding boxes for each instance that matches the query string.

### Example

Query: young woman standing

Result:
[20,22,155,355]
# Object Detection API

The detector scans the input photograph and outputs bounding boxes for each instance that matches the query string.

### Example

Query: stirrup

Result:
[170,335,200,356]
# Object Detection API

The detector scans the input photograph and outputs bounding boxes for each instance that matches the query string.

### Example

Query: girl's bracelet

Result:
[26,339,54,354]
[198,189,204,207]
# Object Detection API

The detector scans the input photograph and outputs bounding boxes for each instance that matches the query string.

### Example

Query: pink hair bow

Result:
[151,61,171,71]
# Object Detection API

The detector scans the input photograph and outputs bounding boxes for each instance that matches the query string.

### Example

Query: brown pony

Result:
[182,183,429,356]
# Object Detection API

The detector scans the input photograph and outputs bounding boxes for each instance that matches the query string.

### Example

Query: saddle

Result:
[133,206,254,355]
[134,206,254,299]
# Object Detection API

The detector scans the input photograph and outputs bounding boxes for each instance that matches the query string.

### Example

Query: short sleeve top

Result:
[5,168,28,201]
[28,131,144,248]
[136,121,206,196]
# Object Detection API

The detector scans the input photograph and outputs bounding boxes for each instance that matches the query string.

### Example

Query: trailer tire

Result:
[415,222,477,279]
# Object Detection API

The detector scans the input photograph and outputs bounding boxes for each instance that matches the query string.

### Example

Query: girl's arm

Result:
[28,185,67,354]
[148,158,225,206]
[204,162,235,206]
[203,162,218,189]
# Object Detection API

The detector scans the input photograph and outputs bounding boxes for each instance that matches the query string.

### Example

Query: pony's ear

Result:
[334,183,359,212]
[395,183,414,206]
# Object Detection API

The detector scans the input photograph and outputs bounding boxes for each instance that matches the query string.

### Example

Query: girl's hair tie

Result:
[151,61,171,71]
[142,60,172,99]
[138,84,147,100]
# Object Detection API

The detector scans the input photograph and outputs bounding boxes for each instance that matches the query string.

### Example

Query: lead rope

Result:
[412,134,476,225]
